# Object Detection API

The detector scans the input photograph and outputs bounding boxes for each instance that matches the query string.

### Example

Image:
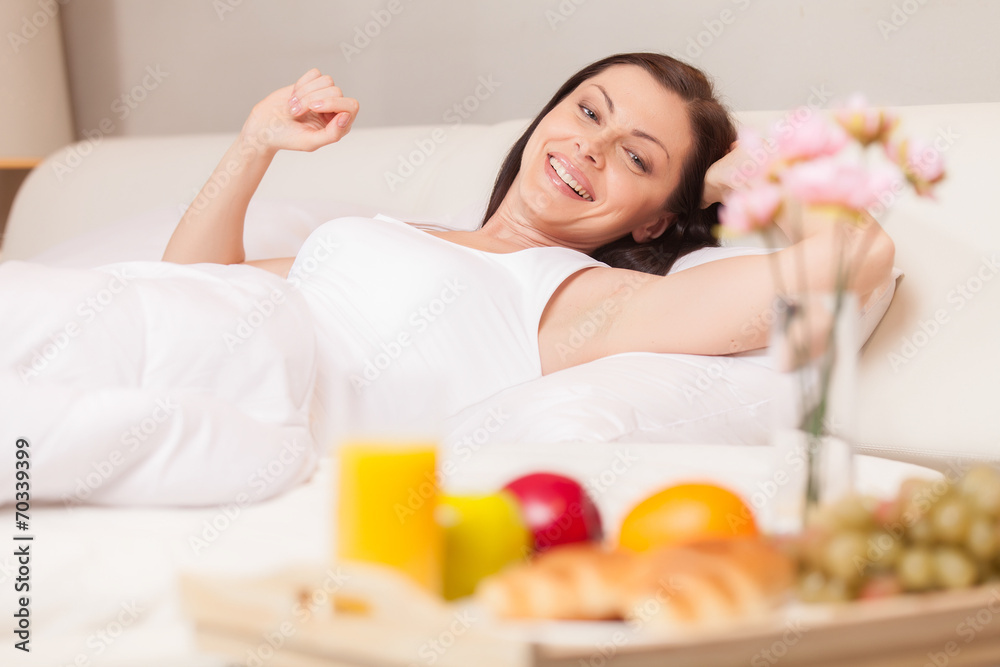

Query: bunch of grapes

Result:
[789,464,1000,602]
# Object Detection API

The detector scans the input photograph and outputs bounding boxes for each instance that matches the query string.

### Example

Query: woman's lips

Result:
[546,154,594,202]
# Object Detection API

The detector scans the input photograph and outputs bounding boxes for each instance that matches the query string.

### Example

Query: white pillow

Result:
[443,245,902,449]
[442,351,780,450]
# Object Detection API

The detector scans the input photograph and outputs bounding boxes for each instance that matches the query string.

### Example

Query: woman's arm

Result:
[161,135,274,265]
[161,69,359,265]
[586,207,895,361]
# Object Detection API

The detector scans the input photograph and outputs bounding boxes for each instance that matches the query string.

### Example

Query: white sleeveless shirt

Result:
[288,214,606,442]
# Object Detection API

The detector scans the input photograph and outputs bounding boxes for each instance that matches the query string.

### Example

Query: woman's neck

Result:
[422,227,541,254]
[480,207,598,253]
[420,208,557,254]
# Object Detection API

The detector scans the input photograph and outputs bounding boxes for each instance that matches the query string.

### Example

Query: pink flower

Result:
[835,93,898,146]
[781,156,901,211]
[865,161,906,208]
[719,183,783,234]
[773,114,849,163]
[885,137,946,196]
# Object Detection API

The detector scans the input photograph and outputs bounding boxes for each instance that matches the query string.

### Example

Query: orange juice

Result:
[335,441,442,595]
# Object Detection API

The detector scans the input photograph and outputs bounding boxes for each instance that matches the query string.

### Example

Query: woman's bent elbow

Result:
[161,243,245,266]
[854,230,896,297]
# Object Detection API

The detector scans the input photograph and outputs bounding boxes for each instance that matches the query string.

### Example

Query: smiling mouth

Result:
[548,156,594,201]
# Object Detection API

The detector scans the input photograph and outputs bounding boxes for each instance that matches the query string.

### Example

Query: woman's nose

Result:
[576,131,608,168]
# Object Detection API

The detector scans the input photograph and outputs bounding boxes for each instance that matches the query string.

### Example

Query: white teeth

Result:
[548,156,593,201]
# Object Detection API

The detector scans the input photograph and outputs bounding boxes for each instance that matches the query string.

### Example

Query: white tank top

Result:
[288,214,606,441]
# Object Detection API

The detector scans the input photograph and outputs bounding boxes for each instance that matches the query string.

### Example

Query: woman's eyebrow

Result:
[594,83,616,115]
[591,83,670,161]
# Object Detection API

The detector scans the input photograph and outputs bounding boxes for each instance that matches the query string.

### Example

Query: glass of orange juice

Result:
[331,375,445,595]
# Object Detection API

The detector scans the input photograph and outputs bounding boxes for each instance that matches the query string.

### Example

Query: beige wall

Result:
[56,0,1000,138]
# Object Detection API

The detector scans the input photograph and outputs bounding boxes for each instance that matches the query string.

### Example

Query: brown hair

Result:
[482,53,736,275]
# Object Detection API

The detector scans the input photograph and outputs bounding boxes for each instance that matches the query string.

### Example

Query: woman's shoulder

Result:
[545,263,656,317]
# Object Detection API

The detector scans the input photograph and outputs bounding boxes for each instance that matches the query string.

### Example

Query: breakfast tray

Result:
[180,563,1000,667]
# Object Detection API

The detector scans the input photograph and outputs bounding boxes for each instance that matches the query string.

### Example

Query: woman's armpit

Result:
[241,257,296,280]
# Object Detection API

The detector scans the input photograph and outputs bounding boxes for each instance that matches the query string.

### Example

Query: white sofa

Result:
[4,104,999,471]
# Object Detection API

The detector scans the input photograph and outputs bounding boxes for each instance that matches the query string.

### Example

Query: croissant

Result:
[476,537,793,631]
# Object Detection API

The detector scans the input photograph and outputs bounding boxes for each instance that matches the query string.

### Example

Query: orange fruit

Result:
[618,482,758,551]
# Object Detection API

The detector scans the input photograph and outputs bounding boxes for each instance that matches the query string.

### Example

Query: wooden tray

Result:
[180,563,1000,667]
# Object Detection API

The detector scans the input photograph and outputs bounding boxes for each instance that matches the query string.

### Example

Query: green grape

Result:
[796,570,828,603]
[807,504,843,532]
[965,515,999,561]
[958,465,1000,516]
[908,516,935,544]
[798,528,830,572]
[866,530,903,571]
[797,570,855,603]
[898,478,942,519]
[930,497,971,544]
[831,495,877,532]
[933,547,978,589]
[898,547,935,591]
[823,576,856,602]
[822,531,869,583]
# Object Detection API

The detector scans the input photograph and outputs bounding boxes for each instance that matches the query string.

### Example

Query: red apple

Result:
[503,472,603,552]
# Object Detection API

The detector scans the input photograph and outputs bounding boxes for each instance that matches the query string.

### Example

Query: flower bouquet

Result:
[716,95,946,524]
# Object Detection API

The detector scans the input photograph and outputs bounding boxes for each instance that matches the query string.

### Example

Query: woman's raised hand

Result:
[242,68,360,153]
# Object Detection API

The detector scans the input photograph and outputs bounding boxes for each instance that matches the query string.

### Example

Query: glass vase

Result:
[768,291,859,532]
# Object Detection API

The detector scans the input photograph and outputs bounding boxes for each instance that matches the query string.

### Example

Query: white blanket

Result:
[0,259,322,507]
[3,203,901,510]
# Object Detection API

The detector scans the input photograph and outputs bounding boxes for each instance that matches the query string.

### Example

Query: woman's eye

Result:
[628,151,647,172]
[580,105,597,121]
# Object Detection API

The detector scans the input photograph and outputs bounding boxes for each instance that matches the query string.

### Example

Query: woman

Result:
[166,54,893,357]
[163,52,894,418]
[4,53,894,507]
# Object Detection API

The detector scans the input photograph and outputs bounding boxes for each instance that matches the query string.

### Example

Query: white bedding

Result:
[1,199,902,511]
[18,199,903,457]
[0,257,322,507]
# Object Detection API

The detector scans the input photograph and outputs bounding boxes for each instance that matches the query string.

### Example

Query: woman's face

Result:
[510,64,694,251]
